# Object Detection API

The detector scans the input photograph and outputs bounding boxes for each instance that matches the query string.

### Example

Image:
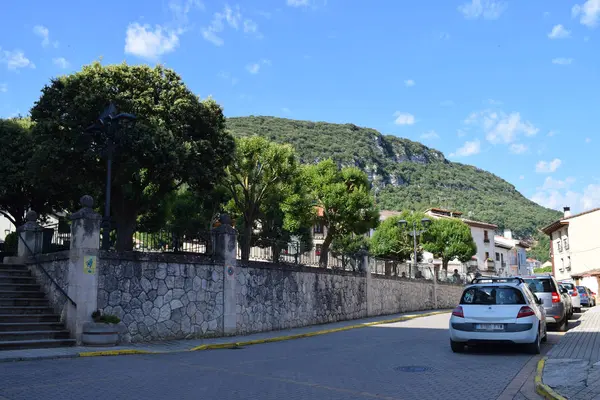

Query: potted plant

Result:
[82,310,121,346]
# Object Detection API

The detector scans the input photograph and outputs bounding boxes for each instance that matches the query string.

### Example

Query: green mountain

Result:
[226,116,561,239]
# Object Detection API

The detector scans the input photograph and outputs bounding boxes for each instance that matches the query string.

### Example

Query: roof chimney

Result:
[503,229,512,240]
[564,206,572,218]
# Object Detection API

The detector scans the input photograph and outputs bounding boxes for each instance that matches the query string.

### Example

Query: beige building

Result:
[542,206,600,293]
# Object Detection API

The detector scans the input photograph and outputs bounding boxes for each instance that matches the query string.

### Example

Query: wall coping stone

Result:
[239,260,365,277]
[98,250,217,265]
[371,273,464,287]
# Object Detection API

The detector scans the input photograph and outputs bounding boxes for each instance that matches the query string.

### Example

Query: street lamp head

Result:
[421,218,431,227]
[114,112,136,122]
[398,219,408,227]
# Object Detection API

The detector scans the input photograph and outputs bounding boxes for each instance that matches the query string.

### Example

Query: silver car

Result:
[524,275,568,331]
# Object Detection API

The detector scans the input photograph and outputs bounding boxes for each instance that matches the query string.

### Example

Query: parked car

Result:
[558,284,573,319]
[523,275,568,331]
[559,281,582,313]
[449,276,547,354]
[577,286,597,307]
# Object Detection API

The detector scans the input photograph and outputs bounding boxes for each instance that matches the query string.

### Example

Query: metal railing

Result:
[42,223,71,253]
[16,232,76,307]
[133,230,212,254]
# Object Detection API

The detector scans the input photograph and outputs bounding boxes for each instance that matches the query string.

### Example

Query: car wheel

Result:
[541,323,548,343]
[557,317,568,332]
[526,332,541,354]
[575,307,581,313]
[450,340,465,353]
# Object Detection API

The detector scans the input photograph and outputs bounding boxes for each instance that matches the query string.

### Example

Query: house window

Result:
[557,240,563,252]
[564,238,569,250]
[495,252,500,261]
[315,244,322,256]
[313,223,323,234]
[484,230,489,242]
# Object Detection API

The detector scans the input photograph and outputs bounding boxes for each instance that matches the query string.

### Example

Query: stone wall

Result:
[436,281,465,309]
[26,251,70,321]
[369,276,435,316]
[235,263,367,335]
[96,252,224,343]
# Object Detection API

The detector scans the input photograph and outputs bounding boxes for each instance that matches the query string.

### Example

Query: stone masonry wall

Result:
[436,282,465,309]
[369,276,435,316]
[236,263,367,335]
[26,251,70,321]
[97,252,224,343]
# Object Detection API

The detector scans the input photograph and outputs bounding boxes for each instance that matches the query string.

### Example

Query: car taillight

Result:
[552,292,560,303]
[517,306,535,318]
[452,306,464,318]
[572,289,578,296]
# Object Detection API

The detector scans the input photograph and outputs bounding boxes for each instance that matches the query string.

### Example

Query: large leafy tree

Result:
[30,62,234,250]
[223,136,306,261]
[305,159,379,267]
[330,233,369,271]
[422,218,477,271]
[0,117,52,228]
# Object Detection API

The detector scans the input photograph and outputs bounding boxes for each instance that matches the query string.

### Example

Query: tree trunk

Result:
[271,242,281,264]
[115,214,137,251]
[384,261,392,276]
[441,259,450,281]
[318,233,334,268]
[240,223,252,261]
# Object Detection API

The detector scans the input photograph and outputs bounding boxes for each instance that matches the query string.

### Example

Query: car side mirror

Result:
[561,288,568,295]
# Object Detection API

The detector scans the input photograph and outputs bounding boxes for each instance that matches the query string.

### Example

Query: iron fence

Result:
[41,224,71,253]
[133,230,212,254]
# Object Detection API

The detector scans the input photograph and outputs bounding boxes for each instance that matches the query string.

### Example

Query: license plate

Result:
[476,324,504,330]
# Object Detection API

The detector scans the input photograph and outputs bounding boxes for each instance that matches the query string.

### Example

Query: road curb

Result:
[1,310,450,362]
[535,357,567,400]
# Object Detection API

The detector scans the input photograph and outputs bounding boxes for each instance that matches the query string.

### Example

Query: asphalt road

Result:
[0,312,571,400]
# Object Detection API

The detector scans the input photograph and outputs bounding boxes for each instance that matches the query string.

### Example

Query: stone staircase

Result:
[0,264,75,350]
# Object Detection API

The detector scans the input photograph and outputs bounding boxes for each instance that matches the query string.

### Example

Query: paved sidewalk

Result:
[0,309,449,363]
[543,307,600,399]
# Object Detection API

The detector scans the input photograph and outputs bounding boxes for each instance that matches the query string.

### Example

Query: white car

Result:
[449,276,547,354]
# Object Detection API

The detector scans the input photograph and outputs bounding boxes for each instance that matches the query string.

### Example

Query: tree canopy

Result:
[369,211,429,262]
[422,218,477,270]
[30,62,234,250]
[305,159,379,267]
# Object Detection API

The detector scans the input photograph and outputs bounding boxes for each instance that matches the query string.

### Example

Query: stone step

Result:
[0,322,65,332]
[0,298,50,307]
[0,270,33,277]
[0,330,71,342]
[0,276,37,284]
[0,283,41,292]
[0,338,76,351]
[0,314,60,323]
[0,264,28,271]
[0,307,54,315]
[0,291,46,299]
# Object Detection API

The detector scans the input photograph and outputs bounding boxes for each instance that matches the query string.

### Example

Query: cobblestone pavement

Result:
[543,307,600,399]
[0,312,555,400]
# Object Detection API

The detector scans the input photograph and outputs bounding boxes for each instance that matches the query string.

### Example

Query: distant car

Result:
[524,275,568,331]
[558,284,573,319]
[559,281,582,313]
[577,286,597,307]
[449,276,547,354]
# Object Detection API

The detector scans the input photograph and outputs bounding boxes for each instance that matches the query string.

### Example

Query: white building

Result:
[0,216,15,242]
[542,206,600,293]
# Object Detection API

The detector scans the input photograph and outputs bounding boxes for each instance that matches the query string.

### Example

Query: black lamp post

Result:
[398,218,431,278]
[85,102,136,250]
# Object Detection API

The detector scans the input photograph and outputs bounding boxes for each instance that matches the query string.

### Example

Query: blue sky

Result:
[1,0,599,213]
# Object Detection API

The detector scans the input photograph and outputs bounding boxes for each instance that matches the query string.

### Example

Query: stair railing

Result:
[17,233,77,308]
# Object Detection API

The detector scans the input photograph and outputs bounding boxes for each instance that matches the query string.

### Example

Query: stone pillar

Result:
[66,195,102,344]
[17,211,43,258]
[212,214,237,335]
[433,265,439,309]
[363,252,375,317]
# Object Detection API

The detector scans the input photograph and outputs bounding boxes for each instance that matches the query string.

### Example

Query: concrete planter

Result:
[82,322,119,346]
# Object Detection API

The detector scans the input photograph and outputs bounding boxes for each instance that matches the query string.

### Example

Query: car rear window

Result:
[577,286,586,292]
[461,286,526,305]
[524,278,556,293]
[561,283,575,290]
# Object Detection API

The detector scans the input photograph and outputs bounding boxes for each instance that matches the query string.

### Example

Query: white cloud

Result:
[287,0,310,6]
[1,50,35,70]
[282,107,291,114]
[52,57,70,69]
[33,25,58,48]
[509,143,528,154]
[532,182,600,213]
[487,98,503,105]
[465,109,538,144]
[439,32,451,40]
[586,137,592,143]
[202,5,260,46]
[552,57,573,65]
[404,79,415,87]
[536,158,562,173]
[420,130,439,140]
[246,63,260,74]
[451,139,481,157]
[458,0,507,20]
[519,175,525,180]
[0,83,6,93]
[393,112,415,125]
[168,0,204,28]
[572,0,600,27]
[548,24,571,39]
[217,71,238,85]
[457,129,467,137]
[541,176,576,190]
[125,23,179,60]
[547,130,557,137]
